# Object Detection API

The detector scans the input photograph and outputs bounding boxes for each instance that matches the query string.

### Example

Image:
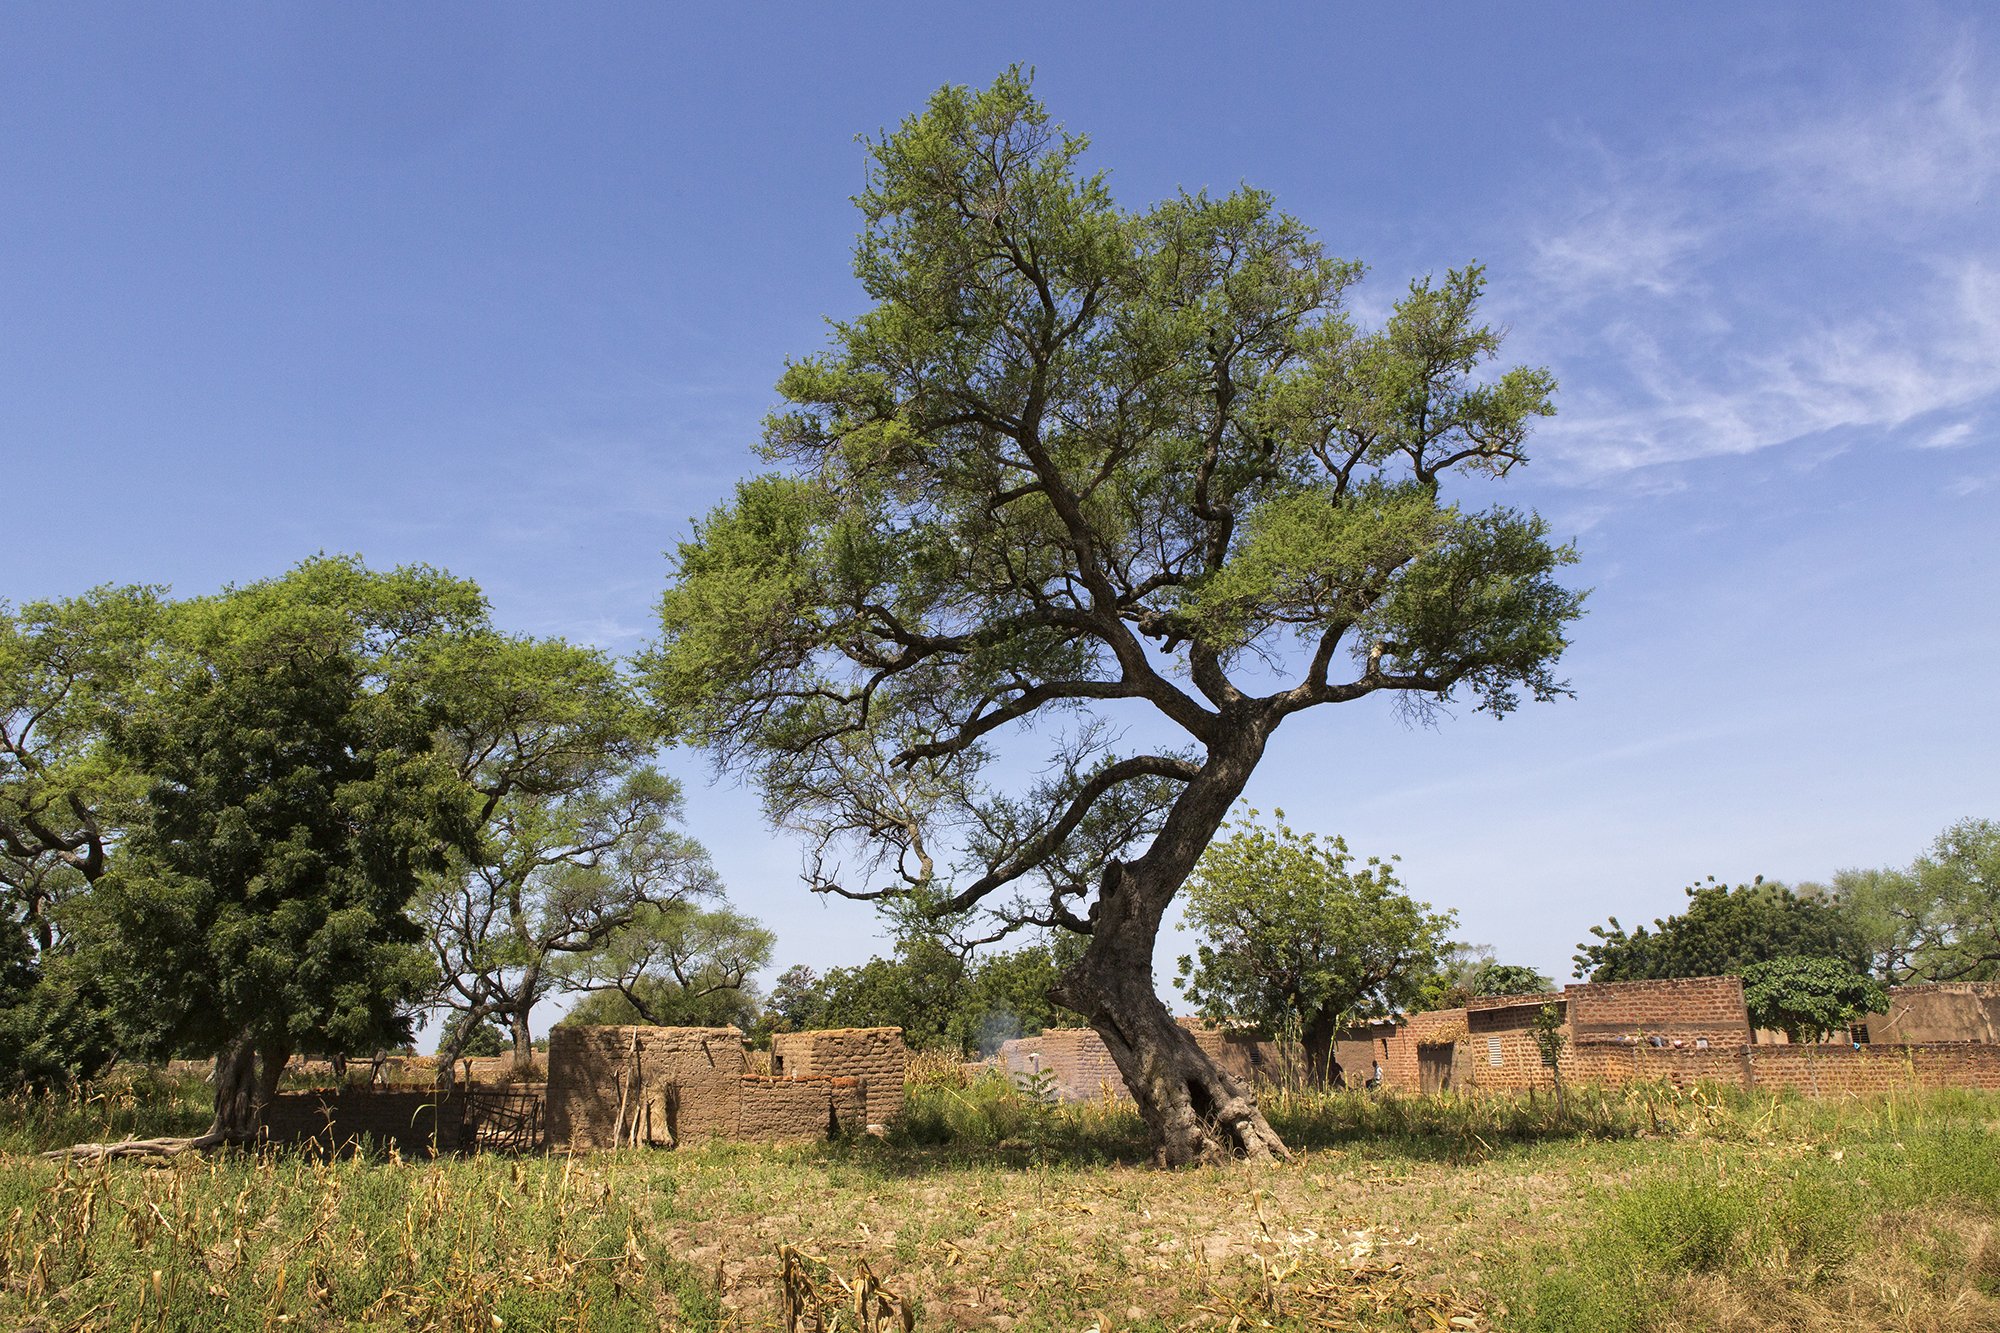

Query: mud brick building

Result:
[769,1027,907,1126]
[545,1024,746,1149]
[997,1028,1129,1102]
[543,1023,907,1151]
[1356,976,2000,1097]
[737,1075,867,1139]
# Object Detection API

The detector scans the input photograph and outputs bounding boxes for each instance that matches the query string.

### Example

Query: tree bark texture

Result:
[205,1029,287,1145]
[1054,737,1290,1165]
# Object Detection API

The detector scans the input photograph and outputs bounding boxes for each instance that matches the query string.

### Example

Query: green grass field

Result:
[3,1069,1997,1331]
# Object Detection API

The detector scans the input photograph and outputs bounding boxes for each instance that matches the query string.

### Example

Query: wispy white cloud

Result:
[1918,421,1977,449]
[1514,35,2000,486]
[1529,202,1706,305]
[1542,261,2000,479]
[1745,39,2000,222]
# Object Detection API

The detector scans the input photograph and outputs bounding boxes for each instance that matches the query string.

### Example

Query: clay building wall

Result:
[1749,1042,2000,1094]
[1334,1021,1400,1087]
[546,1025,745,1150]
[737,1076,868,1140]
[1461,997,1564,1091]
[770,1027,907,1125]
[998,1028,1130,1102]
[1178,1018,1297,1085]
[1378,1007,1470,1093]
[1863,984,2000,1045]
[260,1090,467,1157]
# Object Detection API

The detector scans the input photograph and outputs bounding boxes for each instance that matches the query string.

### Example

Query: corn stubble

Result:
[3,1070,2000,1330]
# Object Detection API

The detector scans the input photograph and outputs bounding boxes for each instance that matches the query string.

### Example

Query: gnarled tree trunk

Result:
[1054,740,1291,1165]
[1058,936,1288,1165]
[205,1029,288,1145]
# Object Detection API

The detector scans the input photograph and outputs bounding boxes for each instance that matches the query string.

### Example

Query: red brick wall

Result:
[1463,1005,1561,1091]
[1566,976,1752,1049]
[1748,1042,2000,1094]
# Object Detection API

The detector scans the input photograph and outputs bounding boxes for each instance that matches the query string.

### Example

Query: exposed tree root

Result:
[42,1130,239,1164]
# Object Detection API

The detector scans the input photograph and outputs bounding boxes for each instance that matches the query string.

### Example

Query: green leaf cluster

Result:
[1833,817,2000,983]
[1741,955,1888,1045]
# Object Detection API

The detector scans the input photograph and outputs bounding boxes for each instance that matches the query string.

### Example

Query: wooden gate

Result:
[463,1084,546,1153]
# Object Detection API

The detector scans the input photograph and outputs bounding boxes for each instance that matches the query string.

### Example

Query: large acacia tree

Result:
[649,73,1583,1163]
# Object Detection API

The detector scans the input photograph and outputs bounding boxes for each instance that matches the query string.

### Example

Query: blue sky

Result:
[4,6,1996,1022]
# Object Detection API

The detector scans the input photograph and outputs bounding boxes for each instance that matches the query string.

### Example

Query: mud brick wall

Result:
[1571,1042,1753,1089]
[1863,984,2000,1044]
[458,1054,548,1084]
[1462,1002,1562,1091]
[1178,1019,1293,1085]
[770,1027,907,1125]
[736,1076,867,1140]
[1335,1022,1401,1087]
[1748,1042,2000,1094]
[1565,976,1752,1049]
[998,1028,1130,1102]
[1373,1007,1469,1092]
[261,1090,467,1156]
[546,1025,745,1150]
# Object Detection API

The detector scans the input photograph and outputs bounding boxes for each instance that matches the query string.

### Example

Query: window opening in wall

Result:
[1487,1036,1504,1067]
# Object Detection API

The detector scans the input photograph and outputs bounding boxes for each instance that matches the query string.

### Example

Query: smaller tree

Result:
[1741,955,1888,1046]
[438,1011,507,1058]
[559,902,773,1028]
[423,767,723,1073]
[753,934,1084,1053]
[1531,1001,1569,1114]
[1410,945,1553,1010]
[1175,811,1456,1083]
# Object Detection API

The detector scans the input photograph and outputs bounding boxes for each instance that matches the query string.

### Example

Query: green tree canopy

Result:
[0,585,164,1084]
[1741,955,1888,1045]
[558,900,773,1030]
[1409,945,1554,1011]
[422,760,725,1073]
[1574,876,1868,982]
[646,70,1581,1163]
[1174,810,1455,1081]
[77,556,489,1139]
[1834,818,2000,983]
